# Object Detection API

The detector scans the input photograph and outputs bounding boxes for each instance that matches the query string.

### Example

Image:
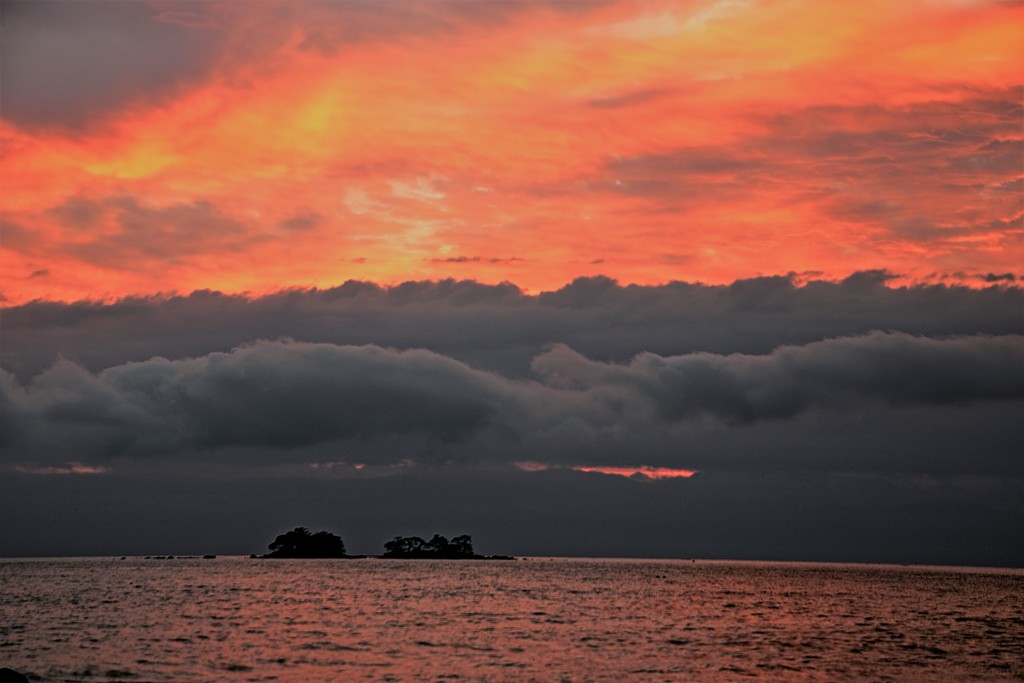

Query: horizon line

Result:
[1,554,1021,572]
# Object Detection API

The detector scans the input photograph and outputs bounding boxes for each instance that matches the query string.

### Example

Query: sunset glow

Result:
[573,466,697,480]
[2,0,1023,569]
[1,0,1020,304]
[517,462,698,479]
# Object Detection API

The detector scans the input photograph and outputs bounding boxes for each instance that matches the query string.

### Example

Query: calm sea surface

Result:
[1,558,1021,682]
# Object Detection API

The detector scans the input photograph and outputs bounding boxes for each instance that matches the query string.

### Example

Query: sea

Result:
[1,557,1021,682]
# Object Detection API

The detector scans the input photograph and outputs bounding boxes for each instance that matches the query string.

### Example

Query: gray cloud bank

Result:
[2,330,1022,475]
[4,274,1021,380]
[0,0,606,130]
[2,275,1022,563]
[0,1,223,129]
[3,276,1022,476]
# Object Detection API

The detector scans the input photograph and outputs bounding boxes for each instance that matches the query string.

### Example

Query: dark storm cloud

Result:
[59,196,255,267]
[683,93,1019,171]
[0,0,224,129]
[2,280,1022,566]
[2,333,1021,476]
[4,0,584,129]
[531,332,1024,423]
[598,88,1023,242]
[0,0,617,127]
[0,342,509,460]
[3,275,1020,382]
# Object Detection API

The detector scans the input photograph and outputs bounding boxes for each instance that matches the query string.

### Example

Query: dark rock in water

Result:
[0,667,29,683]
[202,554,216,559]
[104,669,136,678]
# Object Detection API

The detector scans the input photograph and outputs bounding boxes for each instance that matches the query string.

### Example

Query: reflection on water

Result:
[1,558,1022,682]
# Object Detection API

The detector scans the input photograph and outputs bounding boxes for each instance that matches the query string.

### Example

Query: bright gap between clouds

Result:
[517,462,697,480]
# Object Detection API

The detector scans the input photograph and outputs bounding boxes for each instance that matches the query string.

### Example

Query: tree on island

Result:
[382,533,480,558]
[263,527,347,558]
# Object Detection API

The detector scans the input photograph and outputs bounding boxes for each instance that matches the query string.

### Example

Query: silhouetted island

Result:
[383,534,513,560]
[255,528,513,559]
[260,527,348,558]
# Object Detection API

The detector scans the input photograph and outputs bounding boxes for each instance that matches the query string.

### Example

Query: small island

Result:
[382,533,513,559]
[383,533,479,559]
[255,528,513,559]
[260,527,348,558]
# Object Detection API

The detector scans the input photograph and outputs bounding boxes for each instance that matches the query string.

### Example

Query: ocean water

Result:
[1,558,1021,682]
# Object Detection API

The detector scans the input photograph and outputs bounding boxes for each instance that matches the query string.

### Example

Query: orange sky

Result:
[1,0,1021,304]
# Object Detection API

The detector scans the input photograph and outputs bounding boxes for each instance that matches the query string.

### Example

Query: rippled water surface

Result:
[1,558,1022,682]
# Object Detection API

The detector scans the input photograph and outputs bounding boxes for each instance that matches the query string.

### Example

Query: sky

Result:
[1,0,1022,564]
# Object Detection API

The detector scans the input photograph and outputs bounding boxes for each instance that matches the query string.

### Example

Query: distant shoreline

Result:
[3,556,1023,573]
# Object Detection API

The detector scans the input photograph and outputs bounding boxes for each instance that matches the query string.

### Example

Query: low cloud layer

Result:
[4,275,1021,381]
[3,332,1021,480]
[3,277,1022,563]
[533,333,1024,423]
